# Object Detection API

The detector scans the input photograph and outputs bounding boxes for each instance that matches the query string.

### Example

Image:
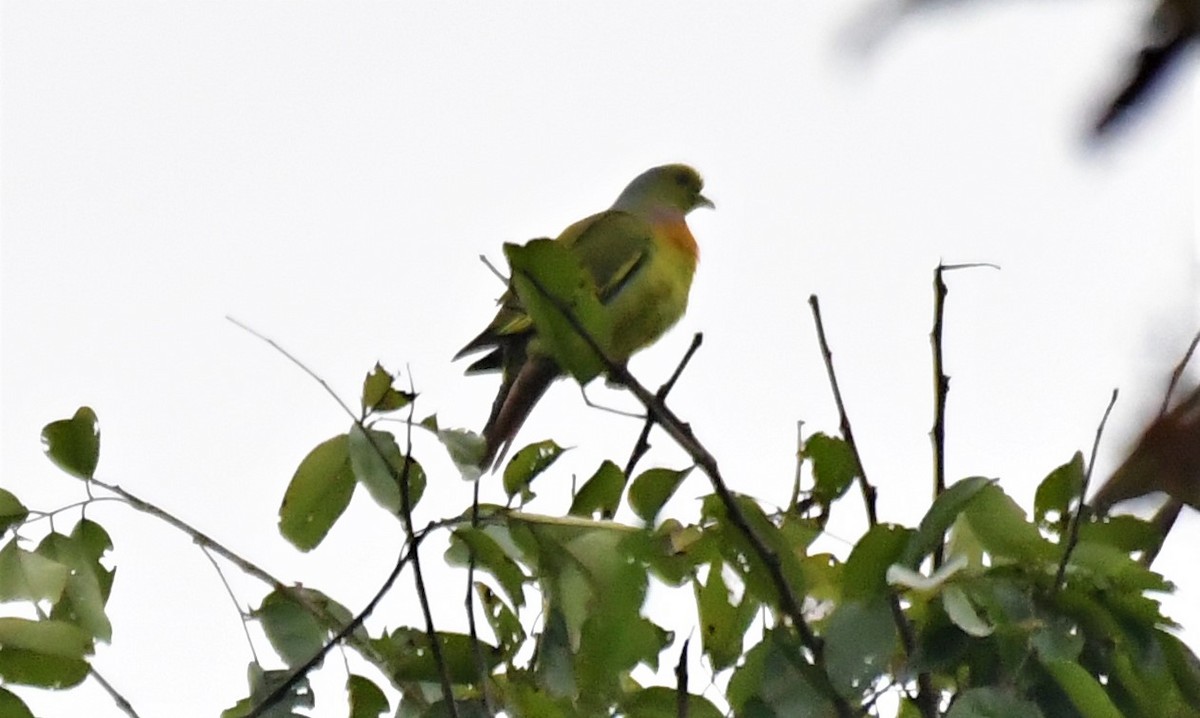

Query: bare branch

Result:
[625,332,704,478]
[1054,389,1119,592]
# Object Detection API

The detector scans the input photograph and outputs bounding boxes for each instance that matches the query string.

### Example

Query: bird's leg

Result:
[578,385,644,419]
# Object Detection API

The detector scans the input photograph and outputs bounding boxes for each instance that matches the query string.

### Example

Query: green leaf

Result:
[221,662,312,718]
[569,460,627,518]
[960,482,1058,564]
[475,583,526,661]
[37,530,112,641]
[843,523,912,601]
[942,585,992,638]
[0,618,91,688]
[1037,657,1123,718]
[0,687,35,718]
[696,561,756,672]
[447,527,529,609]
[437,427,486,480]
[619,686,725,718]
[361,363,414,414]
[278,434,356,551]
[0,490,28,535]
[0,539,69,603]
[347,426,425,515]
[901,476,993,566]
[628,466,691,523]
[253,589,329,668]
[945,687,1043,718]
[1160,631,1200,707]
[347,674,389,718]
[1034,452,1085,531]
[505,239,612,383]
[40,407,99,480]
[728,629,834,716]
[371,628,500,684]
[801,432,859,503]
[502,440,564,503]
[823,598,898,698]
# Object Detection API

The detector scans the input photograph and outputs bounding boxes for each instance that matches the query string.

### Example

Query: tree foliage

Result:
[5,253,1200,718]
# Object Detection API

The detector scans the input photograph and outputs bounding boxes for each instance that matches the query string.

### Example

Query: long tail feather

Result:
[480,356,560,470]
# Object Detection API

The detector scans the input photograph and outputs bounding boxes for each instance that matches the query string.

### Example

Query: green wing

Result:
[455,210,653,374]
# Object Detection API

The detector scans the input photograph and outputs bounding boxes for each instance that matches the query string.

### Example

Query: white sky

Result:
[2,1,1197,715]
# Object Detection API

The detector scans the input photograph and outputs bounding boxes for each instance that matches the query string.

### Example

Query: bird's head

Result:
[613,164,714,215]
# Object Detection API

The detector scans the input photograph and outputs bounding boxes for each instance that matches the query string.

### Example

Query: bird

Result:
[1090,384,1200,515]
[455,164,713,470]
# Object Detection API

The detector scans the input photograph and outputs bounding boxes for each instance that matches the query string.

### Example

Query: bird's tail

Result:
[480,355,559,470]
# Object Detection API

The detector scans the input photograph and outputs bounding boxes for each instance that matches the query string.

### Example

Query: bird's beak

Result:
[696,194,715,210]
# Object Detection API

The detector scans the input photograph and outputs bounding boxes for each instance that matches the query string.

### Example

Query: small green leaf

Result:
[942,585,992,637]
[801,432,859,503]
[505,239,612,384]
[41,407,99,480]
[253,590,327,668]
[371,628,500,684]
[961,482,1058,564]
[347,674,389,718]
[1035,452,1085,531]
[502,440,564,503]
[475,583,526,661]
[0,490,28,535]
[696,561,756,671]
[628,467,690,523]
[221,663,312,718]
[902,476,993,566]
[0,618,92,688]
[448,528,529,609]
[843,524,912,601]
[361,363,415,414]
[823,598,898,697]
[437,427,486,480]
[1038,657,1123,718]
[278,434,356,551]
[347,426,425,515]
[0,687,35,718]
[0,540,69,603]
[619,687,724,718]
[37,531,112,642]
[569,460,627,518]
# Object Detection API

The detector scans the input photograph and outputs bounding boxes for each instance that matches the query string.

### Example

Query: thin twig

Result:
[624,332,704,477]
[199,544,260,663]
[1162,328,1200,415]
[810,294,940,718]
[247,537,420,718]
[230,321,455,710]
[396,378,460,718]
[927,263,998,564]
[89,477,288,590]
[789,421,805,510]
[465,472,497,715]
[929,265,950,571]
[513,267,853,718]
[1054,389,1119,592]
[479,254,509,285]
[808,295,878,527]
[89,667,140,718]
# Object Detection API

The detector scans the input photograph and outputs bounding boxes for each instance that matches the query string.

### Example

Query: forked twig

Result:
[625,332,704,478]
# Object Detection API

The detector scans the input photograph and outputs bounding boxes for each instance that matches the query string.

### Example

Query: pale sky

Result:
[2,1,1197,715]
